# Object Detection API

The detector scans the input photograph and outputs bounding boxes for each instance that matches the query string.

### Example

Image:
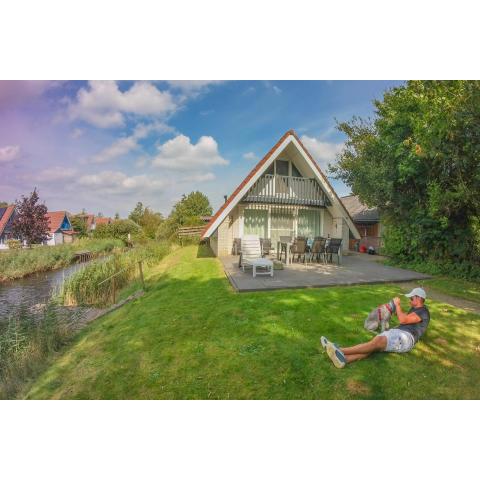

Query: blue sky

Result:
[0,80,403,217]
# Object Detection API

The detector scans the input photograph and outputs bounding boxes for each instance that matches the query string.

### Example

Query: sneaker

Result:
[326,343,346,369]
[320,336,339,350]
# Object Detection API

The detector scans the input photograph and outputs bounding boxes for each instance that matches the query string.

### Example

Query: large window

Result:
[297,209,322,238]
[244,209,268,238]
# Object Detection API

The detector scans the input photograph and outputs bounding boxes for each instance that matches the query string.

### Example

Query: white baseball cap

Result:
[405,287,427,299]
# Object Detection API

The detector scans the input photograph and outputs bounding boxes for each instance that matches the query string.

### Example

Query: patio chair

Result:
[325,238,343,265]
[310,236,327,263]
[232,238,242,255]
[290,236,308,263]
[278,235,292,263]
[239,235,274,278]
[260,238,273,258]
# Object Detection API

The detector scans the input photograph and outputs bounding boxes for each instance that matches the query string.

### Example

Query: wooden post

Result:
[138,261,145,290]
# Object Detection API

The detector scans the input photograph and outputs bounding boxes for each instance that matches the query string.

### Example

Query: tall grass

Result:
[0,302,76,399]
[0,238,124,282]
[60,241,170,306]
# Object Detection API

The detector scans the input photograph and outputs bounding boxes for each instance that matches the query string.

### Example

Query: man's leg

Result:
[344,353,371,364]
[341,335,387,356]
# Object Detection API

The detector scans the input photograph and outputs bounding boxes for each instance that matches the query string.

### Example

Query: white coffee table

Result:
[246,258,274,278]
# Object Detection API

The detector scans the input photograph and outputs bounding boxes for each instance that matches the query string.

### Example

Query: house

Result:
[45,211,75,245]
[341,194,382,251]
[76,213,96,232]
[95,217,112,227]
[0,205,19,249]
[201,130,360,256]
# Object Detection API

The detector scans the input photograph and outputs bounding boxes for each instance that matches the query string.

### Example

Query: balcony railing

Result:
[243,174,329,206]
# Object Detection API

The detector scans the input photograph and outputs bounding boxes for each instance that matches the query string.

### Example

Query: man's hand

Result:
[393,297,401,307]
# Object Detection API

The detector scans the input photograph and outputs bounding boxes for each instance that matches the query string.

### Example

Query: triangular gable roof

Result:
[46,211,70,234]
[0,205,15,236]
[201,130,360,239]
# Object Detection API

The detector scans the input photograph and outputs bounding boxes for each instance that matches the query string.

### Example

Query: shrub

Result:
[6,239,21,249]
[93,219,142,243]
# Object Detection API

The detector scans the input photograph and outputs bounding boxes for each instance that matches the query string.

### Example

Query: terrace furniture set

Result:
[235,234,343,277]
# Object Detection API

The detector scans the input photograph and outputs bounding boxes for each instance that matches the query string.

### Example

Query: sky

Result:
[0,80,403,217]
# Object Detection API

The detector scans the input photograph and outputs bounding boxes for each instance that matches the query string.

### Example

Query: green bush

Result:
[93,219,142,243]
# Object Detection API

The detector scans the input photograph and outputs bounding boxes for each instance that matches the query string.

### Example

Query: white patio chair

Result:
[239,235,274,278]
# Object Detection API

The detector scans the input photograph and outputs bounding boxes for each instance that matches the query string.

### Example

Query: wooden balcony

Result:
[243,174,329,207]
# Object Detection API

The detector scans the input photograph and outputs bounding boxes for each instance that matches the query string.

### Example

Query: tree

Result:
[331,80,480,269]
[71,215,88,237]
[0,201,8,208]
[157,191,212,240]
[170,191,212,226]
[128,202,144,224]
[114,212,120,220]
[128,202,163,239]
[93,219,142,243]
[12,188,49,246]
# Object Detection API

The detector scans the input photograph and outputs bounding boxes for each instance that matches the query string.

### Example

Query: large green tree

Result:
[128,202,163,239]
[157,191,212,240]
[331,81,480,267]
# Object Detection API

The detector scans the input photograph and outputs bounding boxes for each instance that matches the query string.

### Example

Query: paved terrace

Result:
[220,252,430,292]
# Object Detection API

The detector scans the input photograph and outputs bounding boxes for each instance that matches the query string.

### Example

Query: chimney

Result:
[224,195,228,204]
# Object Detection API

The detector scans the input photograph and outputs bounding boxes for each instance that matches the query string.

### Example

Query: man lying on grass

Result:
[321,288,430,369]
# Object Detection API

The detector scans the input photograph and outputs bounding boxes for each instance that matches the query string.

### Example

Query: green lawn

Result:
[26,245,480,399]
[421,277,480,304]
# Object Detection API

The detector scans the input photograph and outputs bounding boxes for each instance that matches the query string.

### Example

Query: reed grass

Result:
[59,241,170,306]
[0,238,124,282]
[0,302,75,399]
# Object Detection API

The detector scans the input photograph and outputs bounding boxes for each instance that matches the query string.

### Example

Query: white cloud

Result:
[300,135,344,169]
[0,145,20,163]
[35,167,78,183]
[182,172,216,183]
[166,80,223,97]
[77,170,166,195]
[243,151,258,161]
[90,121,173,164]
[69,81,178,128]
[152,134,228,171]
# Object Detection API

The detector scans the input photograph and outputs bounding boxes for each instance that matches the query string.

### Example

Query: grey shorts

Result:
[378,329,415,353]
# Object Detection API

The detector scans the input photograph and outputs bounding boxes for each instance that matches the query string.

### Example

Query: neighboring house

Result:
[76,213,97,232]
[45,211,75,245]
[201,130,360,256]
[95,217,112,227]
[0,205,19,249]
[341,194,382,251]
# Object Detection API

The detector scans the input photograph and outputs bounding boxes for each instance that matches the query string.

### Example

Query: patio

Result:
[220,252,430,292]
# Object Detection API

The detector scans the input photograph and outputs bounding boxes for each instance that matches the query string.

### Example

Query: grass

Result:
[25,245,480,399]
[419,277,480,304]
[0,238,124,282]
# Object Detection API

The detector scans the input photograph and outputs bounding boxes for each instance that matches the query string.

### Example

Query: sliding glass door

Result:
[297,209,322,238]
[244,209,268,238]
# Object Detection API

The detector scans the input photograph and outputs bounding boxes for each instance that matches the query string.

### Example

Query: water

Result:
[0,261,94,323]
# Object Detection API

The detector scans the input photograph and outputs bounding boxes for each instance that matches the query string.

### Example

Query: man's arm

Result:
[393,297,422,324]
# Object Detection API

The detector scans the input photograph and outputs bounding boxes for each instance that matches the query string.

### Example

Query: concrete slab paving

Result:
[220,253,430,292]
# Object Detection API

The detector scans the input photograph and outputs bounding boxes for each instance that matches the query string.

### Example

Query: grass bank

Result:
[0,238,124,282]
[26,245,480,399]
